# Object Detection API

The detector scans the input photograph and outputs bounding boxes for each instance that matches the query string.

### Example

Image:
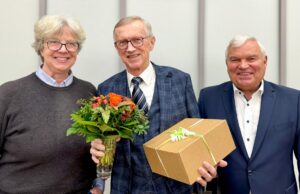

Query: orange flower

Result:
[126,99,136,113]
[108,93,123,107]
[67,92,149,142]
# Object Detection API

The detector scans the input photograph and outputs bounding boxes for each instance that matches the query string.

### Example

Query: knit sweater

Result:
[0,73,97,194]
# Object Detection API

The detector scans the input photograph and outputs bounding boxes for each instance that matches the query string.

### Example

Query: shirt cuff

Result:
[92,178,105,192]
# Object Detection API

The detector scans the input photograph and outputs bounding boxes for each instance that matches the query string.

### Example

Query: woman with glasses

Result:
[0,15,102,194]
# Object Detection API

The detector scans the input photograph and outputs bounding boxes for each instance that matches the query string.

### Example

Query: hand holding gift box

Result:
[143,118,235,185]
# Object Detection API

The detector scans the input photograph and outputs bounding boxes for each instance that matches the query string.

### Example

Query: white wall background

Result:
[287,0,300,89]
[46,0,121,87]
[0,0,299,193]
[127,0,200,92]
[0,0,39,82]
[205,0,279,87]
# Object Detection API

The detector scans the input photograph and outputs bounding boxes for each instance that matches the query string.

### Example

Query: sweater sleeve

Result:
[0,82,13,152]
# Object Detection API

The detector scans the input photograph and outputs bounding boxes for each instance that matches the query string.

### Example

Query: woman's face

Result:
[40,26,78,79]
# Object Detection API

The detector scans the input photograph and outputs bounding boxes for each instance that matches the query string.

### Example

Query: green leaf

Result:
[100,107,110,124]
[66,127,80,136]
[99,124,117,132]
[87,125,99,133]
[66,93,150,143]
[86,135,99,143]
[71,114,99,127]
[124,120,139,126]
[117,126,134,141]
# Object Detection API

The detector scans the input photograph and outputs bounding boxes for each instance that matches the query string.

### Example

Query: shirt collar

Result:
[127,63,155,87]
[35,65,74,87]
[233,80,264,96]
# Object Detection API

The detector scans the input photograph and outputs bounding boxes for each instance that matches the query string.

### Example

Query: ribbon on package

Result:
[154,119,217,177]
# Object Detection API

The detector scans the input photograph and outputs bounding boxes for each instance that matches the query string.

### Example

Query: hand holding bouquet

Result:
[67,92,149,178]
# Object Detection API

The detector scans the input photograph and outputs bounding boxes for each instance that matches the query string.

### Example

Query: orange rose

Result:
[126,100,136,113]
[108,93,123,107]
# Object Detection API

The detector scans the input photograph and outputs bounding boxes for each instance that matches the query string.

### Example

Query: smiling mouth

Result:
[238,72,252,76]
[237,72,254,80]
[127,54,139,58]
[55,57,69,62]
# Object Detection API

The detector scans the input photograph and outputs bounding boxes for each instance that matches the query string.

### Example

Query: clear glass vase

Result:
[96,136,117,179]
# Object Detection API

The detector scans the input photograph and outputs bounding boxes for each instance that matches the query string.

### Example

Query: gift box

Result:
[143,118,236,185]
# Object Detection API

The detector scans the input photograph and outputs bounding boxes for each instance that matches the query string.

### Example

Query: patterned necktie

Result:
[131,77,149,114]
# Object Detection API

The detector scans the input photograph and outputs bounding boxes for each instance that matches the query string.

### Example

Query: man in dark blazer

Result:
[198,35,300,194]
[90,16,224,194]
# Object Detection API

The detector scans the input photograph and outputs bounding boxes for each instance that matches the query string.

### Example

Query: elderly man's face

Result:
[226,40,267,95]
[114,20,155,76]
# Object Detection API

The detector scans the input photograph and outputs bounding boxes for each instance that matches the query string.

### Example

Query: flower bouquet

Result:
[67,92,149,179]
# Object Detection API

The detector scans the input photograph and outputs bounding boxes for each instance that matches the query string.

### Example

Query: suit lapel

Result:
[153,64,172,133]
[114,71,131,98]
[251,82,276,159]
[222,83,249,160]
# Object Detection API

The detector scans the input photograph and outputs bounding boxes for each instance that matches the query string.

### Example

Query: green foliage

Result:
[66,94,149,142]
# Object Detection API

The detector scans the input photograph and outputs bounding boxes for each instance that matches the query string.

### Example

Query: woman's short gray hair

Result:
[32,15,86,59]
[225,35,266,60]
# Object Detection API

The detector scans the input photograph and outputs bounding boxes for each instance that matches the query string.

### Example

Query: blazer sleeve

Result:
[185,74,200,118]
[110,139,131,194]
[295,91,300,181]
[198,88,207,118]
[97,83,108,96]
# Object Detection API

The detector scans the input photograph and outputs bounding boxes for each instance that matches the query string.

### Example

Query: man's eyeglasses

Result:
[46,40,79,52]
[114,37,148,50]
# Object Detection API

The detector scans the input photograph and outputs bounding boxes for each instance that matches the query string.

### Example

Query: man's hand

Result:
[89,187,103,194]
[90,138,121,164]
[90,139,106,164]
[196,160,228,187]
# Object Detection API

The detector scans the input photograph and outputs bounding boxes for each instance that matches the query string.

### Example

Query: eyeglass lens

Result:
[115,37,146,49]
[47,41,79,52]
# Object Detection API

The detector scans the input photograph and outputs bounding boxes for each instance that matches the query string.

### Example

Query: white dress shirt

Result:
[127,63,156,109]
[234,81,264,194]
[233,81,264,158]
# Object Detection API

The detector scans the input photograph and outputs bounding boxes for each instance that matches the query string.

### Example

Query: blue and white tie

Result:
[131,77,149,114]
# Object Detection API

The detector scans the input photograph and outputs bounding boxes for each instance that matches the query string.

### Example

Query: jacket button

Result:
[248,170,252,175]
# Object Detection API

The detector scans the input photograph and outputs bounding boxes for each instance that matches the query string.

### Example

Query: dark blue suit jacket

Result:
[198,81,300,194]
[98,63,199,194]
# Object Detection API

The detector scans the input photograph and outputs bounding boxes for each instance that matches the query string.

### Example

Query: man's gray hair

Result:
[225,35,266,60]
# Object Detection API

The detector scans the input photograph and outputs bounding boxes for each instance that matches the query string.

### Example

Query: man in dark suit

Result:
[90,16,225,194]
[198,35,300,194]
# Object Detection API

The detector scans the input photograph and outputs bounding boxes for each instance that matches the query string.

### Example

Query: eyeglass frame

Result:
[45,40,79,52]
[114,36,150,50]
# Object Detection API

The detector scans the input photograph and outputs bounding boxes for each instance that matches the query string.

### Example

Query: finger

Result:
[91,155,99,164]
[218,159,228,167]
[92,138,103,144]
[90,147,105,158]
[90,187,103,194]
[91,140,106,153]
[90,145,105,164]
[196,175,207,187]
[198,167,213,182]
[91,139,104,149]
[202,161,217,178]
